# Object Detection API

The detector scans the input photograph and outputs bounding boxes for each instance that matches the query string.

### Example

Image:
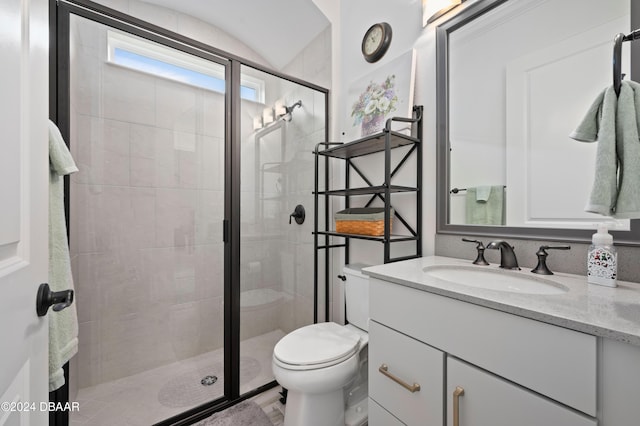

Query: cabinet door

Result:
[446,357,596,426]
[369,320,444,426]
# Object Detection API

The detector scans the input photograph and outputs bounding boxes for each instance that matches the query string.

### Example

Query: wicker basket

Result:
[334,208,394,236]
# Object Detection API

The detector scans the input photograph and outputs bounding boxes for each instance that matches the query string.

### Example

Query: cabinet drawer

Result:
[369,320,444,426]
[447,357,596,426]
[368,398,405,426]
[371,278,597,416]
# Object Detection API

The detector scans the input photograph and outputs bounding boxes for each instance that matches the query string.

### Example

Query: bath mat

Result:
[157,356,261,408]
[192,401,272,426]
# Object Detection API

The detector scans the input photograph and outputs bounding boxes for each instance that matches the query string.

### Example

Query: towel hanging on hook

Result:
[613,29,640,96]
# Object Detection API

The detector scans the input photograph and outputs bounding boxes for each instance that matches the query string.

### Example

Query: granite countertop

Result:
[363,256,640,346]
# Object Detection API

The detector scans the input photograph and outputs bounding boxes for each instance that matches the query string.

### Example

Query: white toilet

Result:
[272,264,370,426]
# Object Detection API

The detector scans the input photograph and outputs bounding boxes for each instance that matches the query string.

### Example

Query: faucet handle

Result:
[462,238,490,265]
[531,245,571,275]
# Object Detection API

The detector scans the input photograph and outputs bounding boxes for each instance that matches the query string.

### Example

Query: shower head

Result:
[286,100,302,114]
[279,100,302,122]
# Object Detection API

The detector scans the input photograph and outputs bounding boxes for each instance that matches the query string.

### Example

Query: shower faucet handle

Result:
[289,205,305,225]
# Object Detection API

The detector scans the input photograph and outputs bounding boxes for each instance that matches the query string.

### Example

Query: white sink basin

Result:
[423,265,568,295]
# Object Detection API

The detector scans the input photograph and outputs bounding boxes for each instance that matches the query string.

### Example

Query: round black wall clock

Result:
[361,22,392,63]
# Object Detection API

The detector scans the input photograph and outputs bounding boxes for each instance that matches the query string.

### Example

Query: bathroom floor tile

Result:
[70,330,284,425]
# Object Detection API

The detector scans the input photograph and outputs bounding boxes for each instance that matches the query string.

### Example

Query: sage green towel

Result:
[465,186,504,225]
[48,120,79,391]
[570,81,640,218]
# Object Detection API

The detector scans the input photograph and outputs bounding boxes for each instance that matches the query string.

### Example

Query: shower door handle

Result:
[223,219,230,243]
[36,283,74,317]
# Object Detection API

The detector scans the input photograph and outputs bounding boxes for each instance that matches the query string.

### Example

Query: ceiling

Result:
[141,0,330,69]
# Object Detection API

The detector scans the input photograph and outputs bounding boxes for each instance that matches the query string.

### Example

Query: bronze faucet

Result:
[486,240,520,270]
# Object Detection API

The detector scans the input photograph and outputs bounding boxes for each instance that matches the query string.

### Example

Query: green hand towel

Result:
[48,120,79,391]
[465,186,505,225]
[570,81,640,218]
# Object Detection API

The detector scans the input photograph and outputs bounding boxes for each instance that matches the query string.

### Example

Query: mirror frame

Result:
[436,0,640,246]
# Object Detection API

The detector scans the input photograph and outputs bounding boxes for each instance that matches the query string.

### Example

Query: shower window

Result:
[107,31,265,102]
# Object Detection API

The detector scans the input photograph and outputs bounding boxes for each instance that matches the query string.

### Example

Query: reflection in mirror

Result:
[437,0,640,243]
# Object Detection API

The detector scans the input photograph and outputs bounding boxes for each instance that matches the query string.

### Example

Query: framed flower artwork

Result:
[345,49,416,140]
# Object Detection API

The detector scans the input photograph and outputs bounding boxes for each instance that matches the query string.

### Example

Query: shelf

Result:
[319,130,419,159]
[314,230,419,243]
[315,185,418,196]
[314,106,422,314]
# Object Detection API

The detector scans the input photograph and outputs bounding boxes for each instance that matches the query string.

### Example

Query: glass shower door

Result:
[239,65,327,393]
[67,14,227,425]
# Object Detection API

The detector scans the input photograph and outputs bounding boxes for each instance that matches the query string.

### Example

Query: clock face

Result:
[362,22,392,63]
[364,26,383,55]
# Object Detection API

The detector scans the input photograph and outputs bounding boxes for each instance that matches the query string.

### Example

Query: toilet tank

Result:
[343,264,370,331]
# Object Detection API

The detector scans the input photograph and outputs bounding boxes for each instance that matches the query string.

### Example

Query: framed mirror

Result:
[436,0,640,244]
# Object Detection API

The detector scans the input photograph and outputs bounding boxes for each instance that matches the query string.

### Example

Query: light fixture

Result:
[274,99,287,117]
[262,107,274,125]
[253,100,303,131]
[253,116,263,130]
[423,0,465,26]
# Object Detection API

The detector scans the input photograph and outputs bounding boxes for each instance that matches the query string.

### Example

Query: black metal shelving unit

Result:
[313,106,423,320]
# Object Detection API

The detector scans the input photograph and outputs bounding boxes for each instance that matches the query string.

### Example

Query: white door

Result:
[0,0,51,425]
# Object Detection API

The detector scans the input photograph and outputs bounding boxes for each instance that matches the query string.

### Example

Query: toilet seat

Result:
[273,323,362,371]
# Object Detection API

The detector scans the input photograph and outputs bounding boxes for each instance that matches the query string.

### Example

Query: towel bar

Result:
[450,186,506,194]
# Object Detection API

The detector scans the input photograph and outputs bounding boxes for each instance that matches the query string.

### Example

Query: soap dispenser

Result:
[587,224,617,287]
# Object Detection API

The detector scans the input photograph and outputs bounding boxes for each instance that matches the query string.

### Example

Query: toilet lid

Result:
[273,323,361,368]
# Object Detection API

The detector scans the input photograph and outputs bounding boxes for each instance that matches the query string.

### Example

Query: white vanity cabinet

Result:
[369,277,598,426]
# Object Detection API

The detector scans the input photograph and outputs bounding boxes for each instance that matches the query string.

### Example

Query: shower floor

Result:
[69,329,285,426]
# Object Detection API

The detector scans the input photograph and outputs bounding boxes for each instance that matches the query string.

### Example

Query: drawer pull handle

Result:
[378,364,421,393]
[453,386,465,426]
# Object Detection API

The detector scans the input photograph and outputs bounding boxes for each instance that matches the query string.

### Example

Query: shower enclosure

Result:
[55,1,327,424]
